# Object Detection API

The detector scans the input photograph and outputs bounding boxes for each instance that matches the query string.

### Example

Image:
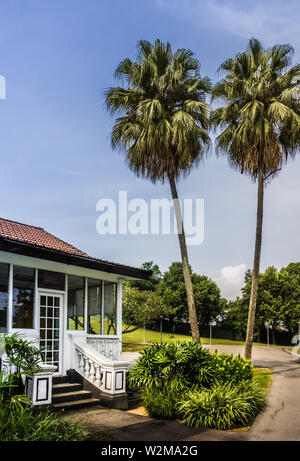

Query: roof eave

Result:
[0,238,151,281]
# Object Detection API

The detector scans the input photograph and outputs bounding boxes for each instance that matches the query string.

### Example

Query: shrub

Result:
[211,352,253,384]
[4,333,42,373]
[128,342,215,390]
[129,342,260,427]
[129,342,253,391]
[142,382,186,419]
[0,405,84,441]
[178,381,265,430]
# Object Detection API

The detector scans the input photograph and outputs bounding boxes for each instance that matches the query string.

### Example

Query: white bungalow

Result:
[0,217,150,409]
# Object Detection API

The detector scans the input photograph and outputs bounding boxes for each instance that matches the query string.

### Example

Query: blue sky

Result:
[0,0,299,298]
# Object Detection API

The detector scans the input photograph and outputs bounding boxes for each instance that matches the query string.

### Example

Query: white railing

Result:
[74,342,104,388]
[86,336,122,361]
[72,338,129,396]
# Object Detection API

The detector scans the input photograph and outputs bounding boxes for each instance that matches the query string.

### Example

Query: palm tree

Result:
[211,38,300,359]
[106,39,211,343]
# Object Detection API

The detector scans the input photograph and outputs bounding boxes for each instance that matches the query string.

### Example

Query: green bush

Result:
[129,342,215,390]
[129,342,261,428]
[211,352,253,384]
[129,342,253,390]
[178,381,265,430]
[0,405,84,441]
[142,382,186,419]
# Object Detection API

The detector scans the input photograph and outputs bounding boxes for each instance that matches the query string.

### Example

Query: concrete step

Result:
[53,398,100,410]
[52,375,70,385]
[52,383,83,394]
[52,390,92,404]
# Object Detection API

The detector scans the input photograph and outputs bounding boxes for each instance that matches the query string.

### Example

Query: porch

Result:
[0,256,138,408]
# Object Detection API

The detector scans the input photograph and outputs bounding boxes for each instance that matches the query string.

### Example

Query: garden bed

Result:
[128,342,273,431]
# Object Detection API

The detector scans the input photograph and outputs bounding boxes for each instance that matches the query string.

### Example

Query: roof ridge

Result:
[0,216,44,231]
[0,216,150,273]
[0,216,89,256]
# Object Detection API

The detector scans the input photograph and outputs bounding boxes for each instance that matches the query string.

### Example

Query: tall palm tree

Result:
[106,39,211,343]
[211,38,300,359]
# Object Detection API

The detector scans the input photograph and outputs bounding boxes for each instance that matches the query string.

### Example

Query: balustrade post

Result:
[84,357,90,379]
[89,360,96,383]
[95,365,101,387]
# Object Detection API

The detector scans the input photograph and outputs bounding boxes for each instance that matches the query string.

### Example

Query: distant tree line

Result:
[123,261,300,345]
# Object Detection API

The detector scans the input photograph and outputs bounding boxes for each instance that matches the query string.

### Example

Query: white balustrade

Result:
[75,345,103,388]
[73,339,129,396]
[86,337,122,361]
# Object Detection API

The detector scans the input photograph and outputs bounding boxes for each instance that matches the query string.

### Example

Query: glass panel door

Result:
[39,293,62,374]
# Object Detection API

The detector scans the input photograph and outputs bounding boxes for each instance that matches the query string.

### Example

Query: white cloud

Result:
[156,0,300,54]
[216,263,247,300]
[207,0,300,49]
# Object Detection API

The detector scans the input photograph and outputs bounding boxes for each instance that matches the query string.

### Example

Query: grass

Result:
[253,368,273,395]
[122,326,282,351]
[0,406,84,441]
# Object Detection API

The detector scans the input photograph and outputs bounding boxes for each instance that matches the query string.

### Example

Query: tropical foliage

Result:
[106,39,212,343]
[128,342,259,428]
[178,381,265,430]
[211,38,300,358]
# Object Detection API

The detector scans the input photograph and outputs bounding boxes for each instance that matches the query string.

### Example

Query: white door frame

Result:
[38,290,64,376]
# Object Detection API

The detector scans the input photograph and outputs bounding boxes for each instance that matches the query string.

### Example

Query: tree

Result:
[122,286,174,334]
[278,263,300,335]
[223,264,300,343]
[211,38,300,358]
[158,262,224,329]
[125,261,162,291]
[106,39,211,343]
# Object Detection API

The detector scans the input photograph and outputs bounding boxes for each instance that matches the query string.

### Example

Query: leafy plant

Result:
[4,333,42,373]
[142,383,186,419]
[0,406,84,441]
[211,352,253,384]
[128,342,215,390]
[129,342,253,391]
[0,372,30,408]
[178,381,265,430]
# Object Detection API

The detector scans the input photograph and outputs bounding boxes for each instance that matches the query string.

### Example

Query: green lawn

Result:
[122,326,282,351]
[253,368,273,395]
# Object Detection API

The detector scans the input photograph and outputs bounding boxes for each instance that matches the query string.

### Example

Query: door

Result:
[39,293,63,375]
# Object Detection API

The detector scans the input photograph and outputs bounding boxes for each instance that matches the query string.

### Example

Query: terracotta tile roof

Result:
[0,217,150,276]
[0,217,89,257]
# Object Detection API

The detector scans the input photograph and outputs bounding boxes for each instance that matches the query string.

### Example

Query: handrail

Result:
[86,336,122,361]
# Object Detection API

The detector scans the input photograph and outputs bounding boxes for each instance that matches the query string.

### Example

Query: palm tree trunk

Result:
[169,174,201,343]
[244,165,264,359]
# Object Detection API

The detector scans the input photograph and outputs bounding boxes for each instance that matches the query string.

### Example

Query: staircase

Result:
[52,375,100,410]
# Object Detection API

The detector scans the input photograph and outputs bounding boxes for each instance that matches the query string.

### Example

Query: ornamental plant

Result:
[178,381,265,430]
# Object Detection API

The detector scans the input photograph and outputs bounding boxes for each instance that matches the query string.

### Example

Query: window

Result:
[13,266,35,329]
[103,281,117,335]
[87,279,102,335]
[0,263,9,332]
[38,269,65,291]
[67,275,85,330]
